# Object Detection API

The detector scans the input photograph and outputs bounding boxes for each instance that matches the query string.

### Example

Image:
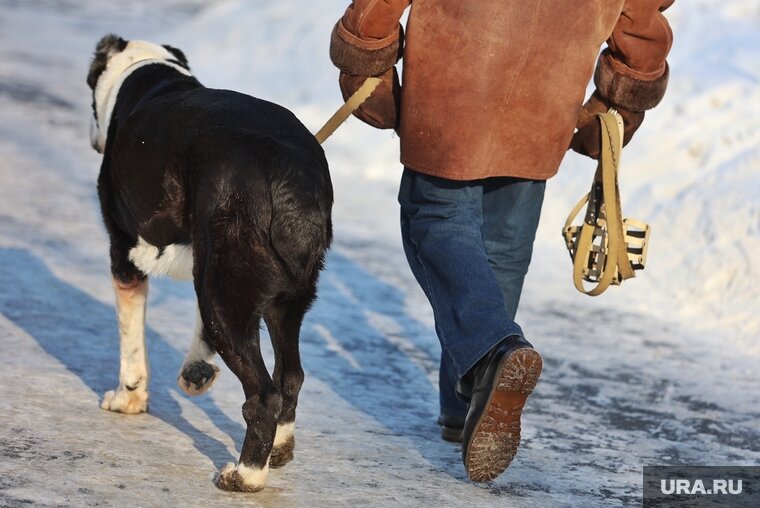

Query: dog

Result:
[87,34,333,492]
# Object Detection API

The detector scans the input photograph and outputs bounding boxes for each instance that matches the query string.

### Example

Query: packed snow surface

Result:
[0,0,757,506]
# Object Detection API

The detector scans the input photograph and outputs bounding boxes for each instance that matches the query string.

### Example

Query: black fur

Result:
[162,44,190,70]
[91,37,332,488]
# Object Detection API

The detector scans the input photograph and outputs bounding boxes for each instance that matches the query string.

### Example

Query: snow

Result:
[0,0,758,506]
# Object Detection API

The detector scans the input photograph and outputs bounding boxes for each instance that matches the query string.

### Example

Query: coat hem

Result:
[399,156,559,182]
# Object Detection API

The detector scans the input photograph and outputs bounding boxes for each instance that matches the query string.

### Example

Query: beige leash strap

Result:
[315,77,382,145]
[562,110,650,296]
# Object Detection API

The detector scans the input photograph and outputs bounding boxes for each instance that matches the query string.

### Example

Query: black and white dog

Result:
[87,34,332,492]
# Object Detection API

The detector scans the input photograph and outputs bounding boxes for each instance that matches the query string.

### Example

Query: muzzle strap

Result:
[562,110,650,296]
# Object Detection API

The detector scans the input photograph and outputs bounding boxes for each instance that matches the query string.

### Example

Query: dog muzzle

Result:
[562,110,650,296]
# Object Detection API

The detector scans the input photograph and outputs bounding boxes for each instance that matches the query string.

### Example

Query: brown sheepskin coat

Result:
[331,0,674,181]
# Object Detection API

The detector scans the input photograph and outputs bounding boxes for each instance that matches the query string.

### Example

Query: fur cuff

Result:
[594,50,669,112]
[330,21,402,77]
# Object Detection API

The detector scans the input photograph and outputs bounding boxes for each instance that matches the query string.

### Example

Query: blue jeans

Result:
[398,167,545,422]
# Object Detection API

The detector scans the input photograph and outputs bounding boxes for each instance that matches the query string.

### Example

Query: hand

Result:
[339,67,400,130]
[569,91,645,159]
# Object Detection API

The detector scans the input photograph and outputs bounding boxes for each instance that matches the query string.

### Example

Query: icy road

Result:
[0,0,758,506]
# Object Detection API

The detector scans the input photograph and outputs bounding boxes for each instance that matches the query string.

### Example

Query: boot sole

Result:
[464,348,543,482]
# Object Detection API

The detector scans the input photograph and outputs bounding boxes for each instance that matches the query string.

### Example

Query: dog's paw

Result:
[100,387,148,414]
[216,462,268,493]
[270,423,295,468]
[270,439,295,468]
[178,361,221,396]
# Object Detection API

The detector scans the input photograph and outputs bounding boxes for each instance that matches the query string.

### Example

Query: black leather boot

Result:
[437,414,465,443]
[460,335,542,482]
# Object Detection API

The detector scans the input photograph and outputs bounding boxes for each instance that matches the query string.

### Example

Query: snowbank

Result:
[0,1,758,505]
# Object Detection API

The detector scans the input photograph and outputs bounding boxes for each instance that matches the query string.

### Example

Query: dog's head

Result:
[87,34,191,153]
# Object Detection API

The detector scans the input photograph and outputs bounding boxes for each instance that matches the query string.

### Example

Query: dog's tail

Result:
[193,191,279,320]
[263,140,333,287]
[195,138,332,296]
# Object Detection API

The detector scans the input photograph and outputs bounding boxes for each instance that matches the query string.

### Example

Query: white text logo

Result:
[660,479,743,495]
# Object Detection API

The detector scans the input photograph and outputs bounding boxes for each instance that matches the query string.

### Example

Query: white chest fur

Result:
[128,237,194,280]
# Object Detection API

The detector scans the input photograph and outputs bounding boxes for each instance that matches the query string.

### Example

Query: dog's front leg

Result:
[101,276,149,414]
[177,305,220,396]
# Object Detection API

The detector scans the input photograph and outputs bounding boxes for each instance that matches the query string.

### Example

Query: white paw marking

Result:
[273,422,295,447]
[217,461,269,492]
[129,237,193,280]
[101,387,148,414]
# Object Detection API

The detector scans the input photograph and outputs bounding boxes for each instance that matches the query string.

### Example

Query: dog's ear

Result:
[87,34,128,90]
[162,45,190,70]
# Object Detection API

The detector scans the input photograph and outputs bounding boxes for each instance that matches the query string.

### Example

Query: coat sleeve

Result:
[330,0,411,77]
[594,0,675,112]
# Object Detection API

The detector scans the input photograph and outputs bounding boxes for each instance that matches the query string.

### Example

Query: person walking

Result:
[330,0,674,482]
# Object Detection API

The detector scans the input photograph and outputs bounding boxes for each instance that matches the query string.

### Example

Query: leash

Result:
[315,77,382,144]
[562,110,650,296]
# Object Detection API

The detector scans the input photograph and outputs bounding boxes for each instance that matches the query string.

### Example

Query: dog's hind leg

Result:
[265,293,313,468]
[193,253,281,492]
[211,314,282,493]
[101,275,150,414]
[177,305,220,396]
